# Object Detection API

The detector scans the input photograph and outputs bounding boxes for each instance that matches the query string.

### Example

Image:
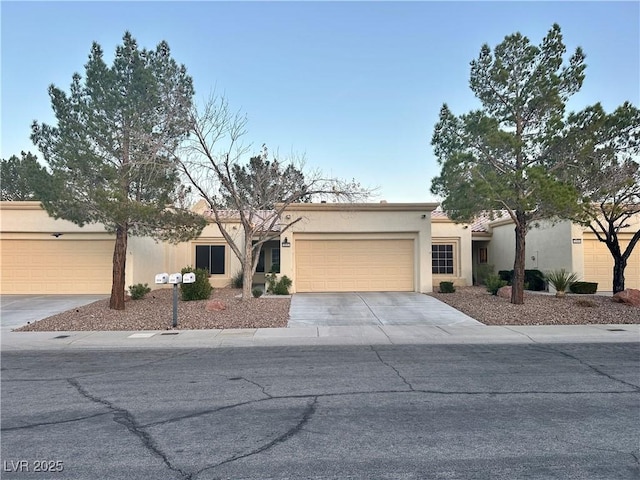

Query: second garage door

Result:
[583,236,640,290]
[295,238,414,292]
[0,239,114,294]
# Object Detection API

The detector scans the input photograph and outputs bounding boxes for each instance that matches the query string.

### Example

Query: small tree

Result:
[560,102,640,292]
[31,32,206,310]
[431,24,586,304]
[0,151,54,201]
[179,95,372,301]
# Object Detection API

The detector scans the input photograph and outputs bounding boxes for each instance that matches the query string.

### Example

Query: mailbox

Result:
[168,273,183,284]
[155,273,169,284]
[183,272,196,284]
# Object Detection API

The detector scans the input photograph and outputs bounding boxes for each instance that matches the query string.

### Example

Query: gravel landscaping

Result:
[16,288,290,332]
[14,285,638,332]
[430,286,639,325]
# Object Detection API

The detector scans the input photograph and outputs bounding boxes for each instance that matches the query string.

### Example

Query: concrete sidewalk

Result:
[2,323,638,351]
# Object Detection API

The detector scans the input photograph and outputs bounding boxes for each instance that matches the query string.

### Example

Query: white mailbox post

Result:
[156,271,196,328]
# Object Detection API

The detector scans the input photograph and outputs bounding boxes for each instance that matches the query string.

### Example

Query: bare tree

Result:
[178,95,373,300]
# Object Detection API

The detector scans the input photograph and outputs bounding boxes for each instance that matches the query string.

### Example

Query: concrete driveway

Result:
[288,292,482,327]
[0,295,107,332]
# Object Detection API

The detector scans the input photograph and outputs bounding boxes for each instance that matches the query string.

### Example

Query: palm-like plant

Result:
[545,269,579,297]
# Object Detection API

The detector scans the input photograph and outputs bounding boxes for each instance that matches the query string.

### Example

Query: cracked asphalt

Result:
[1,343,639,479]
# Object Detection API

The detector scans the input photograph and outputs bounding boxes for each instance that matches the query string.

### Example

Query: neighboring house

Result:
[2,201,632,294]
[472,213,640,292]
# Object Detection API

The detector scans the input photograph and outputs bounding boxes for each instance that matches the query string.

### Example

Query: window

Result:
[195,245,225,274]
[478,247,488,264]
[256,249,265,273]
[432,244,454,275]
[270,248,280,273]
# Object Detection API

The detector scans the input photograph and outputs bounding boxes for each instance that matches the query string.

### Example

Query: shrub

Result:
[497,269,545,290]
[128,283,151,300]
[273,275,292,295]
[231,270,243,289]
[180,267,213,301]
[439,281,456,293]
[498,270,512,284]
[265,272,278,294]
[525,269,546,291]
[475,264,494,286]
[485,274,507,296]
[269,263,280,274]
[570,281,598,294]
[545,269,579,296]
[252,287,263,298]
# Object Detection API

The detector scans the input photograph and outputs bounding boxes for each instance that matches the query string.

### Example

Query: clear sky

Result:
[2,1,638,202]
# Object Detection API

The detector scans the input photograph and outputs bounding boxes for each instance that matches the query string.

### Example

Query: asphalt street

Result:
[1,343,639,479]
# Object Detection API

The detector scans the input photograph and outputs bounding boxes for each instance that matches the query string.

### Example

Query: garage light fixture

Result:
[282,237,291,247]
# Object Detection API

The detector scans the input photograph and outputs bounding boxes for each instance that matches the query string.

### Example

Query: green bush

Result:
[231,270,243,289]
[128,283,151,300]
[498,270,512,284]
[265,272,277,293]
[497,269,545,290]
[439,281,456,293]
[269,263,280,274]
[180,267,213,301]
[273,275,292,295]
[525,269,546,291]
[570,281,598,294]
[485,274,507,296]
[545,269,579,296]
[252,287,263,298]
[475,264,494,286]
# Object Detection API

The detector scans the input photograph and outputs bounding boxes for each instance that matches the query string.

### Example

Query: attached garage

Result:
[583,235,640,290]
[0,238,114,294]
[295,238,415,292]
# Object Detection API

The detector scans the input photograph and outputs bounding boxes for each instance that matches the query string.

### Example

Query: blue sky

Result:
[2,1,638,202]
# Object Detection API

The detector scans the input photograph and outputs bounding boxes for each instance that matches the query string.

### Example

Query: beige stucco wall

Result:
[486,218,578,275]
[0,202,243,291]
[159,221,245,289]
[278,203,438,293]
[431,218,473,287]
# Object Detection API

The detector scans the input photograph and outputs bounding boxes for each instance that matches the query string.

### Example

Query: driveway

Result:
[0,295,107,332]
[288,292,482,327]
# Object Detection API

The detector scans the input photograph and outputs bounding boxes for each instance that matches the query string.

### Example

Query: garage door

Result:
[0,239,114,294]
[295,239,414,292]
[583,237,640,291]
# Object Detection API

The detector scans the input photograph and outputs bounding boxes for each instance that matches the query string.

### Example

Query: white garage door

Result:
[583,237,639,291]
[295,238,414,292]
[0,239,114,294]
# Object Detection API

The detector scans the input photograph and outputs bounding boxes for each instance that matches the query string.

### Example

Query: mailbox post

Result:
[155,272,196,328]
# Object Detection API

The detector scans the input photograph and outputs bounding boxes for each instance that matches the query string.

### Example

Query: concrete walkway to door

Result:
[288,292,483,327]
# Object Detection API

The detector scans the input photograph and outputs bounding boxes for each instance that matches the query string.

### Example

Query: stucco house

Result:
[1,201,635,295]
[476,214,640,292]
[1,201,463,294]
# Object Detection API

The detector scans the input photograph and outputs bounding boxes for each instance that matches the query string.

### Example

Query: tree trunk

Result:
[241,236,253,301]
[511,213,526,305]
[612,255,626,294]
[109,225,128,310]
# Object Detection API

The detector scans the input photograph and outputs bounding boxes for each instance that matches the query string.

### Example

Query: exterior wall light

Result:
[282,237,291,247]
